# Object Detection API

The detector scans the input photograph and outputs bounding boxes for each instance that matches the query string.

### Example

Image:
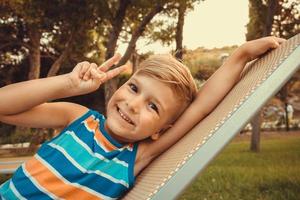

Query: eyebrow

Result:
[131,77,166,113]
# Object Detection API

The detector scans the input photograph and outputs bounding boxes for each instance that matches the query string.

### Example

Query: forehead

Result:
[129,73,179,111]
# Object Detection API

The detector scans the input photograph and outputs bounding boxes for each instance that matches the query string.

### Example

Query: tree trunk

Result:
[47,51,68,77]
[280,85,289,131]
[264,0,279,36]
[47,34,73,77]
[250,0,278,152]
[104,0,131,112]
[104,2,164,111]
[27,26,41,80]
[250,112,261,152]
[131,50,139,73]
[284,102,290,131]
[118,4,164,66]
[175,1,186,60]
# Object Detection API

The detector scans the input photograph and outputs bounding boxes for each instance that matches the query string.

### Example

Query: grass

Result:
[178,132,300,200]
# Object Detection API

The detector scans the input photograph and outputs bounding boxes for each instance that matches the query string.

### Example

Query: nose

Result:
[126,95,143,113]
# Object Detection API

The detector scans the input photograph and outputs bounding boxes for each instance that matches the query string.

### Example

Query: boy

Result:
[0,36,285,199]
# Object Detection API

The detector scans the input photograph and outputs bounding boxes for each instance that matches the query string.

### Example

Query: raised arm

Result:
[0,54,128,128]
[0,54,127,115]
[140,36,286,163]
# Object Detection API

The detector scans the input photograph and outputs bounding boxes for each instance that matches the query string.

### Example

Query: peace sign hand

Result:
[67,54,128,95]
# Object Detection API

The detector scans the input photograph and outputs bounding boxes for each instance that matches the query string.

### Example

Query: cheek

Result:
[139,109,161,129]
[108,88,129,104]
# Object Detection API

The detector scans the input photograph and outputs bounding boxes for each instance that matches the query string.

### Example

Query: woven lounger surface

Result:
[121,34,300,200]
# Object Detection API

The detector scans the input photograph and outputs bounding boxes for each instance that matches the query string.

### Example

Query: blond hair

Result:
[136,54,198,107]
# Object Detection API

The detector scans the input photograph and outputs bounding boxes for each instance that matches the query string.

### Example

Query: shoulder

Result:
[49,102,89,133]
[60,102,89,124]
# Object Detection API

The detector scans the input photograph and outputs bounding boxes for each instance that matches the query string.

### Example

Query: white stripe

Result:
[93,135,110,152]
[9,180,26,200]
[48,142,129,188]
[112,158,128,168]
[35,155,116,200]
[66,131,128,168]
[22,164,62,200]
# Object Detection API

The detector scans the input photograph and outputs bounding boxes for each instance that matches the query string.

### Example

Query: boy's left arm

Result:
[137,36,285,167]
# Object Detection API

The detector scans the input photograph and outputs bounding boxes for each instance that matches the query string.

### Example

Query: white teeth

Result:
[118,108,133,125]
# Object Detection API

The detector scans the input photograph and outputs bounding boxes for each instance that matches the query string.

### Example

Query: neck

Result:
[104,121,133,145]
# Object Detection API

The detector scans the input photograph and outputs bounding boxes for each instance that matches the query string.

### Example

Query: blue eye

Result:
[129,83,138,93]
[149,102,159,113]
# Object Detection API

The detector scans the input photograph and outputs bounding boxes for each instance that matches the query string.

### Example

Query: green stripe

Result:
[0,180,19,200]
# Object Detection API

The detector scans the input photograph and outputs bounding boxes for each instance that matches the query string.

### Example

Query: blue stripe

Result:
[49,132,129,182]
[11,166,52,200]
[128,143,138,187]
[0,180,19,200]
[37,144,127,198]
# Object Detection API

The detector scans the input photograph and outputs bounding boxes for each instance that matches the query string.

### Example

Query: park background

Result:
[0,0,299,199]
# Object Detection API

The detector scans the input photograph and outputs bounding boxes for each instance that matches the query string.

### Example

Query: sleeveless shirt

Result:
[0,109,138,200]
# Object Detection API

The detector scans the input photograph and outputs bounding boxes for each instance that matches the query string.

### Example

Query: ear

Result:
[150,124,173,141]
[150,132,160,141]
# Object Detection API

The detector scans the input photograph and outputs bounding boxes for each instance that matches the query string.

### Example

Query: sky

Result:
[118,0,249,54]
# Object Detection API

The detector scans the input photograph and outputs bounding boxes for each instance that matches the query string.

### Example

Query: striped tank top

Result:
[0,109,138,199]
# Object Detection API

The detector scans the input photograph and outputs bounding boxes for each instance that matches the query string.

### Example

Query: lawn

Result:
[178,131,300,200]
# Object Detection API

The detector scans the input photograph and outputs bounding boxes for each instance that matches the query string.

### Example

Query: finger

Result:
[83,63,97,81]
[73,62,83,77]
[276,37,286,44]
[270,37,286,48]
[98,53,122,72]
[91,67,107,80]
[269,37,280,49]
[101,64,129,82]
[80,62,90,79]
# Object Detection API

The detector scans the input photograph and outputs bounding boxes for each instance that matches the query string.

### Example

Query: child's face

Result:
[105,73,180,143]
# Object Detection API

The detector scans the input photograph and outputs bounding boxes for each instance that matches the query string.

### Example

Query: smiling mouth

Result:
[117,106,135,125]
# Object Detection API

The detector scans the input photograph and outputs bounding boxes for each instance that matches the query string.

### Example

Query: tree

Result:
[0,0,99,149]
[100,0,200,108]
[174,0,187,60]
[101,0,166,109]
[0,0,99,80]
[246,0,300,151]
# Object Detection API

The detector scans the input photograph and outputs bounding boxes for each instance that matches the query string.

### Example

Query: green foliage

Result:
[10,127,35,144]
[272,0,300,38]
[183,46,237,80]
[247,0,300,40]
[246,0,268,40]
[0,0,100,77]
[0,123,15,144]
